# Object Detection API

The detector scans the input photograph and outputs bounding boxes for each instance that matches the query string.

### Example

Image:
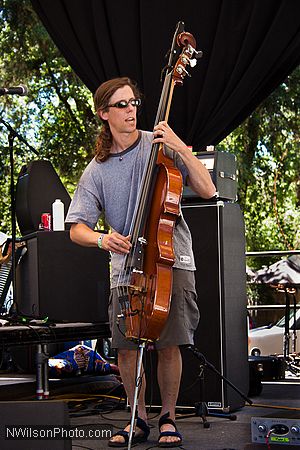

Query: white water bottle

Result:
[52,199,65,231]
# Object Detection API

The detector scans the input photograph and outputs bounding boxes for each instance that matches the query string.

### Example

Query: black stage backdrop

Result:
[31,0,300,149]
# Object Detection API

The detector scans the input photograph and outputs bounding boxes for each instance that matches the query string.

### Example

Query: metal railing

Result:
[246,250,300,257]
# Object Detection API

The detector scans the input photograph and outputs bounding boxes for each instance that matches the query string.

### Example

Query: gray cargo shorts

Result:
[108,268,200,349]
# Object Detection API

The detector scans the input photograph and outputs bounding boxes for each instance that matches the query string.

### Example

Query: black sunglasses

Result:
[107,98,141,109]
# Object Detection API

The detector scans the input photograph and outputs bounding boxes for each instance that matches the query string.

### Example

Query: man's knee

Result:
[117,348,139,363]
[157,345,180,361]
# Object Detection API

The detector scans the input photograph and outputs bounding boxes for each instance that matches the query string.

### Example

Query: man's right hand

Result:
[102,232,131,254]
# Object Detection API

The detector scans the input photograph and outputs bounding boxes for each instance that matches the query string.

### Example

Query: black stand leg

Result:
[290,289,297,354]
[193,365,211,428]
[194,400,210,428]
[283,287,290,360]
[283,287,300,376]
[0,117,38,320]
[178,347,252,428]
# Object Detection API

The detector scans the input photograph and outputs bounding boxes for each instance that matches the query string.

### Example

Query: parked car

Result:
[248,308,300,356]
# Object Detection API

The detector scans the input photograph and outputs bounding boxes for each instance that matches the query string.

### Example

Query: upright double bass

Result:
[116,22,202,343]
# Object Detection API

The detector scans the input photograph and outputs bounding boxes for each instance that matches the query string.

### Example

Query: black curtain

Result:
[31,0,300,149]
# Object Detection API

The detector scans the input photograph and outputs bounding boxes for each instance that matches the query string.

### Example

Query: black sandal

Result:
[158,412,182,448]
[108,416,150,447]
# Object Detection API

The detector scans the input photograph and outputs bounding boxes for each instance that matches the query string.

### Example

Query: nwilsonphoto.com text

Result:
[5,424,113,440]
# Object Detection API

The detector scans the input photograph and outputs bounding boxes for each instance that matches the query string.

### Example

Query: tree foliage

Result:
[217,67,300,259]
[0,0,98,231]
[0,0,299,262]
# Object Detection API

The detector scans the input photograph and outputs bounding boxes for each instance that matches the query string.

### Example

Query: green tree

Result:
[218,66,300,258]
[0,0,98,232]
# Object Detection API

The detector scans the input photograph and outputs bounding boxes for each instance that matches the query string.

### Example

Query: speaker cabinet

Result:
[16,231,110,323]
[145,202,248,412]
[182,151,237,202]
[16,160,71,236]
[0,400,71,450]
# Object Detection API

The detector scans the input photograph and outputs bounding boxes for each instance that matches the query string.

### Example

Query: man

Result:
[66,77,216,447]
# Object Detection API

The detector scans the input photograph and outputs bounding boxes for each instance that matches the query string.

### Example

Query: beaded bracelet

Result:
[97,233,104,249]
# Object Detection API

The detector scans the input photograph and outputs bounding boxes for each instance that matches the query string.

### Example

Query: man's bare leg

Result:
[157,346,182,445]
[109,348,147,445]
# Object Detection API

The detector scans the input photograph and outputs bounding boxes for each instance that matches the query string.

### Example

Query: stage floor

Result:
[70,381,300,450]
[0,374,299,449]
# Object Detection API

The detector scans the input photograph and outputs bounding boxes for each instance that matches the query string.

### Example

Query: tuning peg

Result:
[176,64,191,77]
[194,49,203,59]
[189,59,197,68]
[186,48,203,68]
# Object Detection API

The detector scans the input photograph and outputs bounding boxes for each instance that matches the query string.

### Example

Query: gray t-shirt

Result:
[66,130,196,286]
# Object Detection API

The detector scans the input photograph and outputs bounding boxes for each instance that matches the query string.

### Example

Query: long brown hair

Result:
[93,77,141,162]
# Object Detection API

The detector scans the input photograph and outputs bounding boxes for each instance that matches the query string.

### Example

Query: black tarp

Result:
[31,0,300,148]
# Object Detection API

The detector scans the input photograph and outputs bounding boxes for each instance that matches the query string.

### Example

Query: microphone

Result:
[0,85,28,96]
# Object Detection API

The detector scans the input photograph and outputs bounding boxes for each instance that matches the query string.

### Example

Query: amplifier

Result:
[16,231,110,323]
[182,150,237,202]
[251,411,300,445]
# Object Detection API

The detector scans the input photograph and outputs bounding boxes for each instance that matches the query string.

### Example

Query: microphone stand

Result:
[177,346,253,428]
[0,117,38,318]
